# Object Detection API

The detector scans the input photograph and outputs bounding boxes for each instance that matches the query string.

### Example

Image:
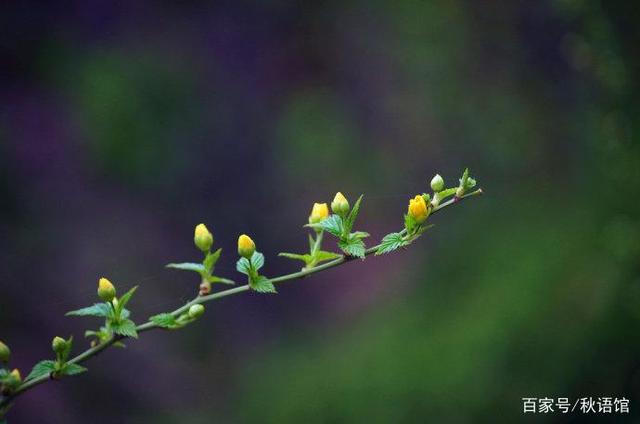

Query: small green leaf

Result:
[166,262,206,273]
[343,195,363,234]
[251,276,277,293]
[207,275,235,285]
[309,214,343,238]
[149,313,177,329]
[375,232,407,255]
[203,248,222,273]
[60,363,87,376]
[404,213,418,234]
[250,252,265,271]
[120,308,131,320]
[339,238,365,258]
[236,257,251,275]
[458,168,476,192]
[66,303,112,318]
[112,319,138,338]
[437,187,457,200]
[279,252,312,263]
[25,360,56,381]
[117,286,138,309]
[350,231,370,239]
[315,250,342,262]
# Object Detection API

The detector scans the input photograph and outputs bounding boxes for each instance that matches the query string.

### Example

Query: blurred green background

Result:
[1,0,639,422]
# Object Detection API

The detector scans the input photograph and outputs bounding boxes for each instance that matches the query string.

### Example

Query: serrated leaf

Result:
[25,360,56,381]
[149,313,177,329]
[343,195,363,234]
[250,276,277,293]
[339,238,366,258]
[315,250,342,262]
[112,319,138,338]
[203,248,222,273]
[236,257,251,275]
[66,303,112,318]
[166,262,206,273]
[250,252,265,271]
[309,214,343,238]
[375,232,407,255]
[60,363,87,376]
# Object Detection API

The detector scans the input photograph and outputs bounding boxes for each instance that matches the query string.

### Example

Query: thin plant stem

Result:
[0,188,482,411]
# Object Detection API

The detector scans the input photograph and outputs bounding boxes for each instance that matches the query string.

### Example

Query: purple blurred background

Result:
[1,1,639,422]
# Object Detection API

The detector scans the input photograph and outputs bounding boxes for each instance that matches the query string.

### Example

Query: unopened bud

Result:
[0,340,10,363]
[10,368,21,383]
[188,304,205,319]
[408,194,430,224]
[430,174,444,192]
[238,234,256,258]
[97,277,116,302]
[331,192,350,216]
[308,203,329,224]
[52,336,66,355]
[194,223,213,252]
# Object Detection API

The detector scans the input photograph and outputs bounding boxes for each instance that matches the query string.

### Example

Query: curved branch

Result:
[0,188,482,411]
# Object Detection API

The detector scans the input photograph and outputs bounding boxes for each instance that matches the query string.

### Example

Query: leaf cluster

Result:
[237,251,276,293]
[308,195,369,258]
[67,286,139,341]
[166,247,234,285]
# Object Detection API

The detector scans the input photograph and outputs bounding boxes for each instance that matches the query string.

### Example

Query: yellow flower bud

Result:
[0,340,10,363]
[97,277,116,302]
[52,336,66,355]
[308,202,329,224]
[10,368,21,383]
[194,223,213,252]
[331,192,350,216]
[188,304,205,319]
[238,234,256,258]
[408,194,430,224]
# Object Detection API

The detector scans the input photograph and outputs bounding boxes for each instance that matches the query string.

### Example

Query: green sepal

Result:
[56,336,73,363]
